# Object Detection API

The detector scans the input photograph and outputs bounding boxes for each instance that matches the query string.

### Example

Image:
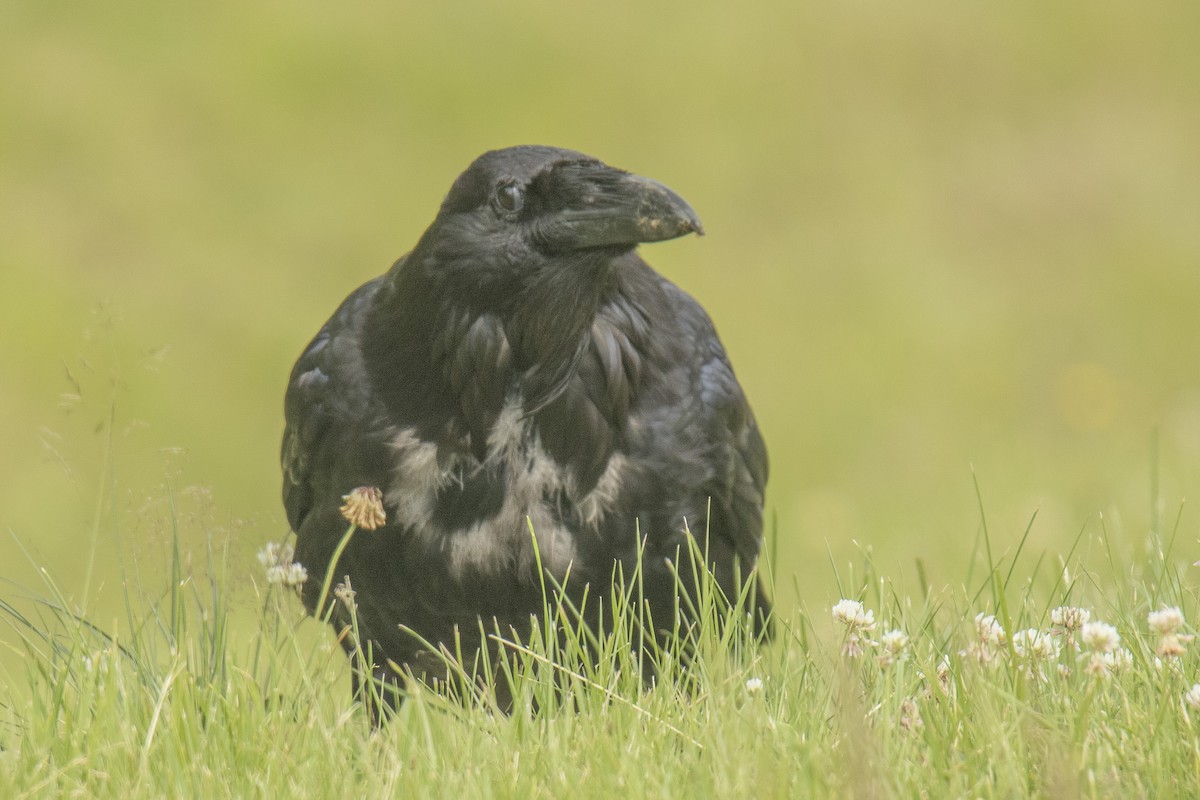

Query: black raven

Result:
[281,145,768,711]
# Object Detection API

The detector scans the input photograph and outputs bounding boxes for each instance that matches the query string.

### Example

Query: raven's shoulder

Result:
[281,275,387,532]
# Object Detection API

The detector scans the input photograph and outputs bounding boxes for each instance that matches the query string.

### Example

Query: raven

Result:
[282,145,768,712]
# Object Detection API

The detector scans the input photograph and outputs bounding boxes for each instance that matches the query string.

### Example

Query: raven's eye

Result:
[494,183,524,214]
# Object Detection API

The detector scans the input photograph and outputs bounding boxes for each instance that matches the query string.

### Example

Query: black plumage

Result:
[281,145,769,711]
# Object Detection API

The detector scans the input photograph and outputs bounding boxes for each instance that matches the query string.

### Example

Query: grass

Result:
[3,489,1199,799]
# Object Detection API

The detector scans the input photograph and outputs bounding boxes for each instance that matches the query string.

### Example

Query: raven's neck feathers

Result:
[510,254,617,415]
[361,250,640,463]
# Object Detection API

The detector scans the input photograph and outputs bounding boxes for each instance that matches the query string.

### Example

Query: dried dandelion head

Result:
[340,486,387,530]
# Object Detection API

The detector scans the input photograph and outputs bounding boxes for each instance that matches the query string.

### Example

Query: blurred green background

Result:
[3,0,1199,622]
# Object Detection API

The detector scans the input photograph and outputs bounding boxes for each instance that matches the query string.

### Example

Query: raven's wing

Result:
[659,278,769,569]
[281,276,386,534]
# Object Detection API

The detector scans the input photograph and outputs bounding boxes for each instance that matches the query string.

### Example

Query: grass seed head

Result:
[334,579,357,611]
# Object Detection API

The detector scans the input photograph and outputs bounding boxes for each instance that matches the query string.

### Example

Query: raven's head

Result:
[410,146,703,294]
[372,146,703,422]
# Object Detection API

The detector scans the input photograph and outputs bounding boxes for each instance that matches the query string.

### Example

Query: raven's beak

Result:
[534,162,704,252]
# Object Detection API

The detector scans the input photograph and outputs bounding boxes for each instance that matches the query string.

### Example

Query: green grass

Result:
[3,494,1199,798]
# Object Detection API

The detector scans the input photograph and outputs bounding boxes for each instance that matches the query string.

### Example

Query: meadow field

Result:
[2,1,1200,795]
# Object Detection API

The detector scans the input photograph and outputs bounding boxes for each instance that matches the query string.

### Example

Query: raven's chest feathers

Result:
[366,281,656,580]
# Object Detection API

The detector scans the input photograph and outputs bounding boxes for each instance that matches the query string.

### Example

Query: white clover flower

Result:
[880,629,909,653]
[1146,606,1191,658]
[1148,607,1185,636]
[843,634,874,659]
[1012,629,1057,661]
[287,561,308,586]
[1102,648,1133,673]
[832,599,877,659]
[965,614,1007,665]
[1050,606,1091,634]
[1080,621,1120,654]
[257,541,294,570]
[974,613,1006,647]
[1084,655,1109,678]
[745,677,764,695]
[1080,623,1124,679]
[1157,634,1188,658]
[1185,683,1200,711]
[964,642,998,666]
[832,599,876,631]
[266,562,308,587]
[260,540,307,587]
[875,629,909,668]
